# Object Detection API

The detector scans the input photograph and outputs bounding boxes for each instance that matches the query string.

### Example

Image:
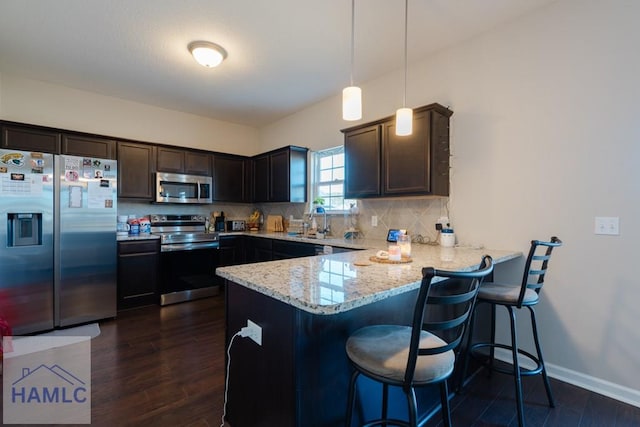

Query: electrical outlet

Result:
[246,319,262,346]
[371,216,378,227]
[435,217,449,230]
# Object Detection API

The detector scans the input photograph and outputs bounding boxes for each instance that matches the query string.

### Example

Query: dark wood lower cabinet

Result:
[224,282,442,427]
[244,236,273,263]
[271,239,317,259]
[216,235,246,285]
[117,239,159,310]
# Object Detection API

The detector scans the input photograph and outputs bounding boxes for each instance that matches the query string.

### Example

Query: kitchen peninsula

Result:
[217,243,521,427]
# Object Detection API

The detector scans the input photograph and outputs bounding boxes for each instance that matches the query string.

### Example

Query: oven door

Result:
[159,243,220,305]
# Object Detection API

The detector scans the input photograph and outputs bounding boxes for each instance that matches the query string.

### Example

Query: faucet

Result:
[315,206,329,235]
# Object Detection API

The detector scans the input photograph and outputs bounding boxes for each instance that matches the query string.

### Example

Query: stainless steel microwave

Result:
[156,172,212,204]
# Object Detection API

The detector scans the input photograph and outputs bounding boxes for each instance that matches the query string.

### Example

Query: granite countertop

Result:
[117,233,160,242]
[218,230,375,250]
[216,243,522,315]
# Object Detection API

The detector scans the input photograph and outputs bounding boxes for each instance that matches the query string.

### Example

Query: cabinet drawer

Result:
[118,239,159,255]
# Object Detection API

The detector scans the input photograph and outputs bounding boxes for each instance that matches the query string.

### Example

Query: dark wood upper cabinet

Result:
[252,146,307,203]
[185,151,212,175]
[344,124,381,199]
[382,109,431,196]
[1,124,61,153]
[62,134,117,159]
[1,121,310,204]
[156,147,184,173]
[1,123,115,159]
[117,141,155,200]
[213,154,250,202]
[342,103,452,198]
[252,153,270,202]
[157,146,211,176]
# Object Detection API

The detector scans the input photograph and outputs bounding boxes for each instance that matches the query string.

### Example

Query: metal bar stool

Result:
[461,237,562,426]
[345,255,494,427]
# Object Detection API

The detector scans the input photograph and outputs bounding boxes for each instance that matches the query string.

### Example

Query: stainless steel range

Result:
[150,214,220,305]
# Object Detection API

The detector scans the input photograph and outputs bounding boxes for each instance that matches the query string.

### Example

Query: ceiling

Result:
[0,0,556,127]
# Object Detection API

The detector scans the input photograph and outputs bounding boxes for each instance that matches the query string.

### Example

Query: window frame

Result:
[310,146,356,214]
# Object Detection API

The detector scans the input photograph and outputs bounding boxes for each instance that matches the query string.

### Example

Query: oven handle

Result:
[161,242,220,252]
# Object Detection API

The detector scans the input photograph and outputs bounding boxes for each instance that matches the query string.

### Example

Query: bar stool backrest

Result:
[517,236,563,307]
[404,255,494,386]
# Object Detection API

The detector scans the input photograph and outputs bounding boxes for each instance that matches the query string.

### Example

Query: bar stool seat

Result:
[477,282,539,305]
[347,325,454,384]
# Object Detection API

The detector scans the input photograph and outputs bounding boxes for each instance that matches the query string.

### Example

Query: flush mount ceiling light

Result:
[395,0,413,136]
[188,41,227,68]
[342,0,362,121]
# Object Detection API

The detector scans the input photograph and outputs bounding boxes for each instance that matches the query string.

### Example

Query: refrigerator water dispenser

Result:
[7,213,42,247]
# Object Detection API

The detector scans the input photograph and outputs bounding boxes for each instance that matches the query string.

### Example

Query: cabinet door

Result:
[62,134,116,159]
[117,142,155,199]
[156,146,185,173]
[245,237,272,263]
[382,109,431,196]
[430,111,451,196]
[117,240,159,309]
[344,124,381,198]
[185,151,212,175]
[288,146,308,203]
[269,149,290,202]
[252,154,270,202]
[216,236,245,285]
[213,154,248,202]
[272,240,316,260]
[2,124,61,153]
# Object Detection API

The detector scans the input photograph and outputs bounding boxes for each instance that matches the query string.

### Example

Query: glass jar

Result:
[397,234,411,257]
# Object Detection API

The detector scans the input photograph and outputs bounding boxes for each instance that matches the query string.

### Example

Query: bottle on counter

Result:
[440,228,455,247]
[215,211,226,232]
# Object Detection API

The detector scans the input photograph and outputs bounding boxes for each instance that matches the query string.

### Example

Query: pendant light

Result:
[343,0,362,121]
[395,0,413,136]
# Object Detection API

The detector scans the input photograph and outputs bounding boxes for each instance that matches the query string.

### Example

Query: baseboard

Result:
[493,348,640,409]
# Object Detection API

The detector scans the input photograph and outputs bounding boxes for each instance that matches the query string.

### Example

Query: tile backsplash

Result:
[119,197,448,242]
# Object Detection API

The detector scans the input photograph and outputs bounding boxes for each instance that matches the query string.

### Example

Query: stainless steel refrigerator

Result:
[0,149,117,335]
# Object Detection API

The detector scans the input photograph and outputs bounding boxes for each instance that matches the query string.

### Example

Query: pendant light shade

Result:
[396,107,413,136]
[343,0,362,121]
[395,0,413,136]
[343,86,362,121]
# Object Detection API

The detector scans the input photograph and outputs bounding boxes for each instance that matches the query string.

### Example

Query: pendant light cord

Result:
[350,0,356,86]
[402,0,408,108]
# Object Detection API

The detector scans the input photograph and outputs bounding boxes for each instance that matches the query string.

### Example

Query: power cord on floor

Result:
[220,327,254,427]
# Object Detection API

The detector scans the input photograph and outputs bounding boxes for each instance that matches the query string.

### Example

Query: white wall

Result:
[0,74,260,156]
[261,0,640,405]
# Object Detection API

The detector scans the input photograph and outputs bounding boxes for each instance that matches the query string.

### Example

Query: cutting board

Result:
[266,215,284,232]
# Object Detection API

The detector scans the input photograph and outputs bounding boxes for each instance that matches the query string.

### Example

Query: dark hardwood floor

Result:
[2,296,226,427]
[424,366,640,427]
[4,295,639,426]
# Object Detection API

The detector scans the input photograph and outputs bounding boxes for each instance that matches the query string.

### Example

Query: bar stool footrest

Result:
[469,342,543,377]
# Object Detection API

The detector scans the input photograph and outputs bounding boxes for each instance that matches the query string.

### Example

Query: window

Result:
[312,146,356,212]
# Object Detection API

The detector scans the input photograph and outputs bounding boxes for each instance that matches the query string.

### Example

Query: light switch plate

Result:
[594,216,619,235]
